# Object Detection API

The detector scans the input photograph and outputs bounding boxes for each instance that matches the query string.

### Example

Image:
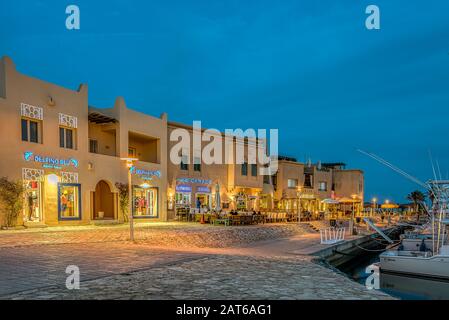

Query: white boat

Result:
[379,180,449,281]
[380,245,449,280]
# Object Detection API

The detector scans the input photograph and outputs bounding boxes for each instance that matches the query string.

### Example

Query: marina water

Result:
[340,252,449,300]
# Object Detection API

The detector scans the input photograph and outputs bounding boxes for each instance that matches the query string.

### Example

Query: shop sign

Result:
[301,193,316,199]
[176,184,192,193]
[130,167,161,180]
[197,186,211,193]
[24,151,79,169]
[176,178,212,185]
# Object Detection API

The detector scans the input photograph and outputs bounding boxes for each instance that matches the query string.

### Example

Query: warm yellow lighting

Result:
[121,157,139,168]
[47,174,59,185]
[140,183,150,189]
[351,194,357,199]
[372,197,377,203]
[385,199,390,204]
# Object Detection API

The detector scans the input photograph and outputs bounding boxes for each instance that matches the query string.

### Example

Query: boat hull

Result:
[380,252,449,281]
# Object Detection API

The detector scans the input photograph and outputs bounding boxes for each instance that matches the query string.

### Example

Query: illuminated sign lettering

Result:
[197,186,211,193]
[176,178,212,185]
[176,184,192,193]
[24,152,79,169]
[130,166,161,180]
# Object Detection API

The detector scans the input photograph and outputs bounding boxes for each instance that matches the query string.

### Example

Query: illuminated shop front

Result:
[133,186,158,217]
[195,186,211,209]
[235,192,247,210]
[259,194,269,210]
[130,167,161,218]
[232,188,261,211]
[279,198,298,212]
[175,184,192,207]
[21,152,81,224]
[22,169,44,223]
[58,183,81,219]
[174,177,213,211]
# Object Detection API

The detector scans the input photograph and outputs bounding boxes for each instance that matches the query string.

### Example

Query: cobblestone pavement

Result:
[0,222,308,248]
[0,223,392,300]
[4,255,392,300]
[0,242,206,296]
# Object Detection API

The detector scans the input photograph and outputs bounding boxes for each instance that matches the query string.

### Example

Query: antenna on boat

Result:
[357,149,428,189]
[357,149,433,227]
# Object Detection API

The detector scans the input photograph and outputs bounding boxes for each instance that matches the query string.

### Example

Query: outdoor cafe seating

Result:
[176,208,305,226]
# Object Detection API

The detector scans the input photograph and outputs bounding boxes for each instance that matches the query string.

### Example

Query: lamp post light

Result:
[372,197,377,217]
[297,186,302,223]
[121,157,138,242]
[384,199,391,226]
[349,194,357,235]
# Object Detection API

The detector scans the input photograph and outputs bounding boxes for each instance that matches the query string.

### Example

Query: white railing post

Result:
[320,227,346,245]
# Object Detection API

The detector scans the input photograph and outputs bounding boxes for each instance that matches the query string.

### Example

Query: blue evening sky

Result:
[1,0,448,203]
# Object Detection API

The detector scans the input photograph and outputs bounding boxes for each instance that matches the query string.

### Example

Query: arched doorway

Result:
[94,180,115,219]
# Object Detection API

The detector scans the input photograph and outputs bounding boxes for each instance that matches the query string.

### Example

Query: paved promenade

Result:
[0,223,393,300]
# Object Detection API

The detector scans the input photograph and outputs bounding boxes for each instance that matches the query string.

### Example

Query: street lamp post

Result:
[372,197,377,217]
[384,199,391,226]
[121,157,138,242]
[297,186,302,223]
[349,194,357,235]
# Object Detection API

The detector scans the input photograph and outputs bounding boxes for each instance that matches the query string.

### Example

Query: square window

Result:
[318,182,327,191]
[241,163,248,176]
[21,119,28,141]
[128,147,137,158]
[180,155,189,170]
[193,157,201,172]
[288,179,298,188]
[89,139,98,153]
[251,164,257,176]
[21,118,41,143]
[60,127,75,149]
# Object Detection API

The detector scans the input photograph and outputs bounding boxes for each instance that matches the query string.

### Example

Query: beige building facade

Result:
[166,122,268,219]
[273,159,364,216]
[0,56,364,227]
[0,56,167,226]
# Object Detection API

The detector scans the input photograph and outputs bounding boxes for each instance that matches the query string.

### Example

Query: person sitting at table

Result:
[252,210,257,215]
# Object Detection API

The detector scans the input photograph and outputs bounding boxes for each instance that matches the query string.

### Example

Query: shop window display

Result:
[175,192,191,206]
[195,193,210,209]
[236,192,247,210]
[23,180,42,222]
[133,187,158,217]
[58,183,81,219]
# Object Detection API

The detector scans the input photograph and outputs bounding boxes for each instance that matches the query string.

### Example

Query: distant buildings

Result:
[272,159,363,217]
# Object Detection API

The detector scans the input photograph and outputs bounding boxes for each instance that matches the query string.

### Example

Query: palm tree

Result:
[427,187,436,208]
[406,190,426,222]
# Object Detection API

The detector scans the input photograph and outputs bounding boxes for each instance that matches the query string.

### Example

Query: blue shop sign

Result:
[24,151,79,169]
[197,186,211,193]
[130,166,161,179]
[176,184,192,193]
